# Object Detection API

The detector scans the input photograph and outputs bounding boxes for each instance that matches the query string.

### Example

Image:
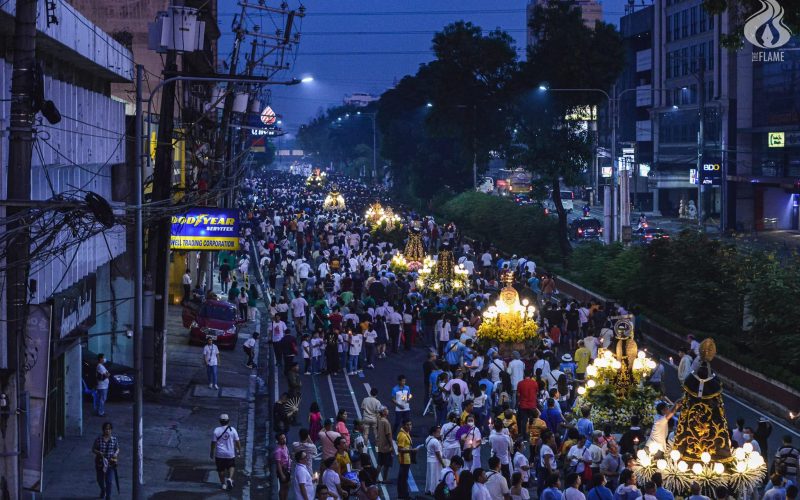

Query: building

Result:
[527,0,603,46]
[647,0,799,229]
[651,0,726,218]
[344,92,379,107]
[0,0,132,492]
[600,4,656,212]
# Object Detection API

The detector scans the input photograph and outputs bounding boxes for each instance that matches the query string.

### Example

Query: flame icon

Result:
[743,0,792,49]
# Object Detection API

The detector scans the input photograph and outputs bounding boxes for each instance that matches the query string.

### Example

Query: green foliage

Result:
[438,192,560,260]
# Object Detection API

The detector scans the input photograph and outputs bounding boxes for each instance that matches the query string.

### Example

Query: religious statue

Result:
[687,200,698,220]
[678,199,687,219]
[612,317,637,396]
[404,228,425,263]
[672,339,733,463]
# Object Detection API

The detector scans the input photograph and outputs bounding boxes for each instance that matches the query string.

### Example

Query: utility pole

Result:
[610,85,619,242]
[146,46,177,390]
[133,65,145,499]
[4,0,38,496]
[696,57,705,227]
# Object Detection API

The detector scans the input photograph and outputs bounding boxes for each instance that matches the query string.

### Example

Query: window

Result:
[673,14,681,40]
[690,84,698,104]
[707,80,714,100]
[681,10,688,37]
[666,15,672,42]
[698,41,705,60]
[708,41,714,70]
[674,88,681,105]
[666,52,672,78]
[681,47,689,75]
[691,7,698,35]
[709,12,714,29]
[690,45,698,72]
[673,51,681,77]
[700,8,707,32]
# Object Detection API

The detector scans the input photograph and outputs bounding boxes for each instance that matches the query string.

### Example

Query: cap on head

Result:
[220,413,230,422]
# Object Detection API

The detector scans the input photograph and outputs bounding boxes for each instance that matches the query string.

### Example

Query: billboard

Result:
[700,161,722,185]
[170,208,240,251]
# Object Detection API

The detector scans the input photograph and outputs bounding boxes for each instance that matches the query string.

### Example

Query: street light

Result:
[300,76,314,83]
[538,84,548,91]
[426,102,433,108]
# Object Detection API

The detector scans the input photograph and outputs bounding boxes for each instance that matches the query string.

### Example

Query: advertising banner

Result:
[22,304,51,492]
[170,207,240,251]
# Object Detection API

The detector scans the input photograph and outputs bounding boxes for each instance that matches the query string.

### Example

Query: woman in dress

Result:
[457,414,482,471]
[335,409,351,448]
[424,425,445,495]
[308,402,323,443]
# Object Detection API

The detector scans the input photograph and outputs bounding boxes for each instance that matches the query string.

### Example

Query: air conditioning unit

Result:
[147,6,205,53]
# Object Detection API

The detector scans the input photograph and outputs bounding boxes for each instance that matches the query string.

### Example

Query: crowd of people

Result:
[223,171,797,500]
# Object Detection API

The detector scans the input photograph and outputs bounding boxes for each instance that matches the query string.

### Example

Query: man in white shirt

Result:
[182,269,192,303]
[271,315,287,365]
[485,456,512,499]
[211,413,241,491]
[488,354,505,384]
[472,468,493,500]
[676,347,693,382]
[348,332,363,375]
[95,353,110,416]
[290,294,308,336]
[507,351,526,407]
[489,420,513,480]
[203,337,220,389]
[481,252,493,269]
[646,401,681,453]
[292,450,314,500]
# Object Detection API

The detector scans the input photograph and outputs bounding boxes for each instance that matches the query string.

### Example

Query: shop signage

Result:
[602,166,613,178]
[51,273,96,340]
[768,132,785,148]
[170,207,240,251]
[700,161,722,185]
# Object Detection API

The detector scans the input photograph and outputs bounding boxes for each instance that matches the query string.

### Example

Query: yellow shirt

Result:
[397,430,412,465]
[574,347,591,374]
[527,418,548,443]
[460,410,471,425]
[335,451,351,471]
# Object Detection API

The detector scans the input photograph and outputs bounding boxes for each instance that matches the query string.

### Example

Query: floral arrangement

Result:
[476,315,539,344]
[389,254,409,274]
[416,256,470,295]
[306,169,327,188]
[572,384,658,429]
[323,190,346,211]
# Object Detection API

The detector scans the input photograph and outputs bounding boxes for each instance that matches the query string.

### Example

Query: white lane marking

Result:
[326,374,339,414]
[660,359,800,438]
[343,373,390,499]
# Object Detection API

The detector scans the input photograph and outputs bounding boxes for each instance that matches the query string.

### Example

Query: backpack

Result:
[433,470,454,500]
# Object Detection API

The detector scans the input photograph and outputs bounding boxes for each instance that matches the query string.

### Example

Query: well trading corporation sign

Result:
[170,207,240,251]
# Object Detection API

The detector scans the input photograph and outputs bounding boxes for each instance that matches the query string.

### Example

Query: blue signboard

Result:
[170,208,240,251]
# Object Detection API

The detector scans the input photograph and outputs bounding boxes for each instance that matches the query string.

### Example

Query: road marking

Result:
[343,373,390,499]
[327,374,339,414]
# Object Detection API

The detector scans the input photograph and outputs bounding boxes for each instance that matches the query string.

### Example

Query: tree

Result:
[297,104,379,173]
[511,3,624,259]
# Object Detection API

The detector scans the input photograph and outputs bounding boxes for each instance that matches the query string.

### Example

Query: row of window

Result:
[666,5,714,42]
[665,42,715,78]
[664,81,715,106]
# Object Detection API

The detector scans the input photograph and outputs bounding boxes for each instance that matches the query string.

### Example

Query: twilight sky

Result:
[218,0,632,140]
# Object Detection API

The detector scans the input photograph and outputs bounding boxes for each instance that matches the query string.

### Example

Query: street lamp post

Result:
[350,111,378,182]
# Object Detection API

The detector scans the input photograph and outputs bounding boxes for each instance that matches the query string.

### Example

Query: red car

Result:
[182,300,240,349]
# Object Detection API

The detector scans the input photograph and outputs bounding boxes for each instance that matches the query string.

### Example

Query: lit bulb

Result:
[637,351,646,359]
[586,366,597,377]
[713,463,724,475]
[647,360,656,369]
[522,298,529,306]
[743,443,753,453]
[677,461,689,472]
[735,461,747,473]
[692,463,703,475]
[748,454,764,468]
[640,456,652,467]
[656,459,668,470]
[701,452,711,464]
[577,386,586,395]
[587,379,596,388]
[637,450,648,462]
[648,442,661,454]
[670,450,681,461]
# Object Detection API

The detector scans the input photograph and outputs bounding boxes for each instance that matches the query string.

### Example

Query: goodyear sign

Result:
[170,208,240,251]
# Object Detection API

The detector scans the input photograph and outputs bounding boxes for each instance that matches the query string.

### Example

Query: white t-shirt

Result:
[647,414,669,452]
[540,443,555,468]
[488,359,505,383]
[490,430,512,464]
[310,337,323,358]
[364,330,377,344]
[441,422,461,451]
[507,359,526,390]
[473,482,493,500]
[349,334,363,355]
[293,463,314,500]
[486,471,510,498]
[212,425,240,458]
[440,468,458,490]
[301,340,311,359]
[96,363,110,390]
[511,487,531,500]
[322,468,341,497]
[513,451,530,482]
[565,487,586,500]
[244,337,257,350]
[203,344,219,366]
[425,436,443,463]
[272,321,286,342]
[290,297,308,317]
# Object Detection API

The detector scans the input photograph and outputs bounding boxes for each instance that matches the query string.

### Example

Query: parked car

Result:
[82,347,134,400]
[632,226,670,244]
[569,217,603,241]
[184,300,240,349]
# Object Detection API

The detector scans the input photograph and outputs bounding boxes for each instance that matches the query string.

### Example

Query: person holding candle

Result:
[391,375,412,434]
[458,414,483,471]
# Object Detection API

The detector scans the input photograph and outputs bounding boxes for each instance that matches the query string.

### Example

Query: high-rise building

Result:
[527,0,603,46]
[344,92,380,107]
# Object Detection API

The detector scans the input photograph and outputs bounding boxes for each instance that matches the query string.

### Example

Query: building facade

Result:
[344,92,379,107]
[0,0,132,491]
[527,0,603,46]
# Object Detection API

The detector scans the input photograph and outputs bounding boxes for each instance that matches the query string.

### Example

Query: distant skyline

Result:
[218,0,640,140]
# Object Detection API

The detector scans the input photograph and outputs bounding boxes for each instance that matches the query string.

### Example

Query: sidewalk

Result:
[42,297,264,499]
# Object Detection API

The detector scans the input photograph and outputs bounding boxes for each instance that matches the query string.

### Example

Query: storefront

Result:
[44,273,96,454]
